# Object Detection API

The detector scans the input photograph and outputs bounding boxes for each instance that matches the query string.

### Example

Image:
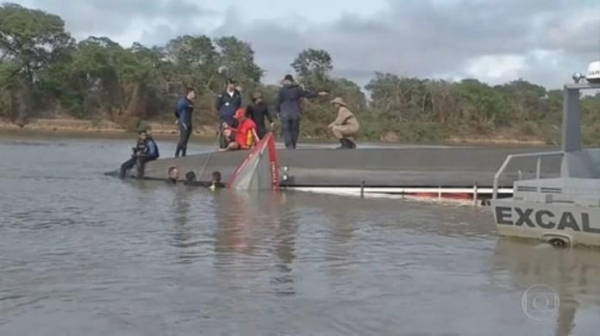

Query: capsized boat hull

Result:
[106,146,561,188]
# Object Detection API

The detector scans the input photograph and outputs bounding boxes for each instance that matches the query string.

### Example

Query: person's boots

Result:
[336,138,347,149]
[345,138,357,149]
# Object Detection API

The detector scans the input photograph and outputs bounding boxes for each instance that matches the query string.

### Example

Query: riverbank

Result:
[0,118,547,146]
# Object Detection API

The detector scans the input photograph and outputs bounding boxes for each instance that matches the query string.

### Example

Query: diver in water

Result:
[119,130,159,179]
[166,166,179,184]
[181,171,225,190]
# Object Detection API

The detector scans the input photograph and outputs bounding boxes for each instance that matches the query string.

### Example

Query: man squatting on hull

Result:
[245,91,274,139]
[215,78,243,149]
[328,97,359,149]
[274,74,329,149]
[174,87,195,157]
[119,130,160,179]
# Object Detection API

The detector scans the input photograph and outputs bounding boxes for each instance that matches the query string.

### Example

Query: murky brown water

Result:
[1,135,599,336]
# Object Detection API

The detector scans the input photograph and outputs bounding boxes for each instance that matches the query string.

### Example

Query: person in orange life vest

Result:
[221,108,260,151]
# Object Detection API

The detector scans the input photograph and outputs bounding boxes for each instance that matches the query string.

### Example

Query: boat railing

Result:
[492,151,564,200]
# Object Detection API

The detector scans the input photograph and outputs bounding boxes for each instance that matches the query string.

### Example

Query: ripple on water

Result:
[1,138,600,335]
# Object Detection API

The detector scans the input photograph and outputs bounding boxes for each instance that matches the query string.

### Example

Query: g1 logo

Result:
[521,284,560,320]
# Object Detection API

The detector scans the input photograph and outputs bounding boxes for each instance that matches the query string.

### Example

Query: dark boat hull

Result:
[106,146,562,188]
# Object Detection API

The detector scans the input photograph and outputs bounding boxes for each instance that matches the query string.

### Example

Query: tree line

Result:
[1,3,600,144]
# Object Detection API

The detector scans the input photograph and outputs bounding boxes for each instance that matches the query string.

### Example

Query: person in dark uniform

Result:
[246,92,273,139]
[274,74,328,149]
[174,87,195,157]
[215,79,242,148]
[119,130,160,179]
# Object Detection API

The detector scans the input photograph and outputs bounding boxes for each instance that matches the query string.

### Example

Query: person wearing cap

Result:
[328,97,360,149]
[215,78,243,148]
[221,108,260,151]
[246,91,274,139]
[274,74,329,149]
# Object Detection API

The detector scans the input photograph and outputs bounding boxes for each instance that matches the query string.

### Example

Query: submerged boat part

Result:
[492,66,600,248]
[227,133,280,191]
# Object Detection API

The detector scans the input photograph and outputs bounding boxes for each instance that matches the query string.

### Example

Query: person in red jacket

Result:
[221,108,260,151]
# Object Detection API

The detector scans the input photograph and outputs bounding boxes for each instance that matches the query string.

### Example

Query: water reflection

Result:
[171,186,192,251]
[492,239,600,336]
[211,191,299,296]
[270,192,298,296]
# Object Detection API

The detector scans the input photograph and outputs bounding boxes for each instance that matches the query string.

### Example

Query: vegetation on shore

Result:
[1,3,600,144]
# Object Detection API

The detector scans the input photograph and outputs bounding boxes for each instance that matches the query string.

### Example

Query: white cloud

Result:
[7,0,600,89]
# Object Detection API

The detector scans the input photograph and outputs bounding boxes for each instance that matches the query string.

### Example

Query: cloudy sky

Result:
[14,0,600,89]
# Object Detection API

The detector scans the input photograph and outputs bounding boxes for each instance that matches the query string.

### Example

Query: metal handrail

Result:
[492,151,564,200]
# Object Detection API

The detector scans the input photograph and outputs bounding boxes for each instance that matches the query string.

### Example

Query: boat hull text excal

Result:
[491,62,600,248]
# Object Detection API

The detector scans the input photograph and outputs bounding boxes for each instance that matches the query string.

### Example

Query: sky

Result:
[13,0,600,89]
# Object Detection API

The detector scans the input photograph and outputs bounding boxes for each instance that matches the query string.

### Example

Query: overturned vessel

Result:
[107,133,562,202]
[491,63,600,247]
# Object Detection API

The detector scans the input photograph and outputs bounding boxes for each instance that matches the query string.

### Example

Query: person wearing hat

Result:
[328,97,360,149]
[246,91,274,139]
[274,74,329,149]
[220,108,260,151]
[215,78,243,148]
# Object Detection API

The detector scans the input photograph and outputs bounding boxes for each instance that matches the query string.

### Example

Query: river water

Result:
[0,134,599,336]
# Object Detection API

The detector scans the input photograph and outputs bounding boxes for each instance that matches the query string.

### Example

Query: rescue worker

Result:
[174,87,195,157]
[166,166,179,184]
[328,97,360,149]
[245,92,273,139]
[221,108,260,151]
[119,130,160,179]
[274,74,329,149]
[215,78,242,148]
[180,171,225,189]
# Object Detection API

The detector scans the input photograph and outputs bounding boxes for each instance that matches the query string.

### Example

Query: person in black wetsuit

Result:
[246,92,273,139]
[182,171,225,189]
[174,87,196,157]
[119,130,160,179]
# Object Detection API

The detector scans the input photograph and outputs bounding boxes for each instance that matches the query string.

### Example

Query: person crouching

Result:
[328,97,360,149]
[221,108,260,151]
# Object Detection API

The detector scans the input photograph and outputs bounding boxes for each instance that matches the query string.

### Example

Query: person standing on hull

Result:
[328,97,360,149]
[246,92,273,139]
[174,87,195,157]
[215,78,242,148]
[274,74,329,149]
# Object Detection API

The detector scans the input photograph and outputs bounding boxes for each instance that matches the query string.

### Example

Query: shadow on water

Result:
[491,238,600,336]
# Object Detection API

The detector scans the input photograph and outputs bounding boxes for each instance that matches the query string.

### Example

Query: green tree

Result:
[291,48,333,88]
[4,3,599,145]
[0,3,73,124]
